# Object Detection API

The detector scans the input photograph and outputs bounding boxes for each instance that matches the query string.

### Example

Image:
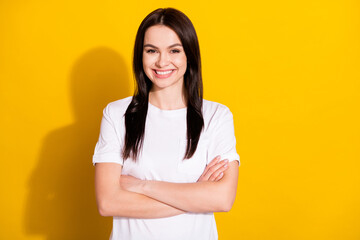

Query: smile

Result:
[155,70,174,75]
[153,69,175,78]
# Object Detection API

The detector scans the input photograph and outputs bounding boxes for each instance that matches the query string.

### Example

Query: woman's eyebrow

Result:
[143,43,183,48]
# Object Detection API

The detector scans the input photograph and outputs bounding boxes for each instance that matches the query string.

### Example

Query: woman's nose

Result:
[155,53,170,68]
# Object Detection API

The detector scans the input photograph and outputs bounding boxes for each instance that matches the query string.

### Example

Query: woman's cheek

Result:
[175,58,187,73]
[142,58,153,78]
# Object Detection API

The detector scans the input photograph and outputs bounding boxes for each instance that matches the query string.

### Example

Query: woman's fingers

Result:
[206,156,221,170]
[198,156,220,182]
[209,162,229,181]
[214,172,224,181]
[204,159,228,180]
[198,158,229,182]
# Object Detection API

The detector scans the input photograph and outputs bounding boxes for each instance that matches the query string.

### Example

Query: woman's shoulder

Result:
[103,96,133,117]
[202,99,233,116]
[107,96,132,108]
[201,99,235,134]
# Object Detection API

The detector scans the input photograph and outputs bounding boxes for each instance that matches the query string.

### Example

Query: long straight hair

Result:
[122,8,204,161]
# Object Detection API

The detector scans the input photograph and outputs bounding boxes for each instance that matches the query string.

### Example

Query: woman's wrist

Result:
[140,180,152,195]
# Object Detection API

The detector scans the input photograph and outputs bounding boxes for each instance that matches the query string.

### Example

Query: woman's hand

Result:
[120,156,229,192]
[118,158,238,213]
[197,156,229,182]
[120,175,144,194]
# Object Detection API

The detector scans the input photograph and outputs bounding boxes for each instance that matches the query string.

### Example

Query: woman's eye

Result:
[170,49,181,53]
[145,49,156,53]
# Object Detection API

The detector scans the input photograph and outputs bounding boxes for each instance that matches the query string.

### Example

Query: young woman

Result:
[93,8,240,240]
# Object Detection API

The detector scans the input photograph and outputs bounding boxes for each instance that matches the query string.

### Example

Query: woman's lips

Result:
[153,69,175,78]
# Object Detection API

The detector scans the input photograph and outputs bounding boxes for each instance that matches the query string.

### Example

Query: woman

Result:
[93,8,240,240]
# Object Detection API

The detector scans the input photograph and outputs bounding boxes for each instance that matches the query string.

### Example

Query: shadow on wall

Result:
[24,47,131,239]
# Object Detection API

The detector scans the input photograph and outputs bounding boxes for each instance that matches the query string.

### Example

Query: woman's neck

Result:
[149,87,187,110]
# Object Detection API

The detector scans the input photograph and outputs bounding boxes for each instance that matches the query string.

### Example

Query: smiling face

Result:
[142,25,187,93]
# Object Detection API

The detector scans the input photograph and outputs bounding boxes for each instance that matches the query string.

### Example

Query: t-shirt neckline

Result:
[148,101,187,116]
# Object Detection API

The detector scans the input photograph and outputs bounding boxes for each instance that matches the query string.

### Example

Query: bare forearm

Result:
[133,162,239,213]
[140,180,229,213]
[98,189,185,218]
[95,163,185,219]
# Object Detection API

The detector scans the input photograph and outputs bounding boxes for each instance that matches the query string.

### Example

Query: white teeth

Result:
[156,70,173,75]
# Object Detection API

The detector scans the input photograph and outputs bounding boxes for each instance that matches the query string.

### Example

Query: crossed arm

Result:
[95,157,239,219]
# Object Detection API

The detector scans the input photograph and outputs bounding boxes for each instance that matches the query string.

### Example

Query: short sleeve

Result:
[92,104,124,166]
[207,106,240,166]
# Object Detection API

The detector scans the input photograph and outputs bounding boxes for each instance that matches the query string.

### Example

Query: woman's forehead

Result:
[144,25,182,47]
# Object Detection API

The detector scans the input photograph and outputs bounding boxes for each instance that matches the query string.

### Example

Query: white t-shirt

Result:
[92,96,240,240]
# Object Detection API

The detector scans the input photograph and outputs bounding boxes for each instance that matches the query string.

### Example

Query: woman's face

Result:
[142,25,187,92]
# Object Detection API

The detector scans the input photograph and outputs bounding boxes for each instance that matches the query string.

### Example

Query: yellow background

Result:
[1,0,359,239]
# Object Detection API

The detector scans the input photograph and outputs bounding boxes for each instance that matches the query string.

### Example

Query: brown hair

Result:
[123,8,204,161]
